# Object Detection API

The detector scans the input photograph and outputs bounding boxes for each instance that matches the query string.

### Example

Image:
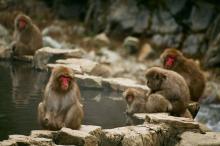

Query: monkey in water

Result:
[12,14,43,56]
[160,48,206,102]
[38,66,83,130]
[123,88,172,115]
[145,67,192,119]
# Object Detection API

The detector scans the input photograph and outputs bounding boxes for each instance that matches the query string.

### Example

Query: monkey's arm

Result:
[12,42,31,56]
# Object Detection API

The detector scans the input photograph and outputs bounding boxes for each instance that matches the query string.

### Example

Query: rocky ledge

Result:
[1,113,219,146]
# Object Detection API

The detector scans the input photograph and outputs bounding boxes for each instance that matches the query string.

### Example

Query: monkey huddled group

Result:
[124,48,206,119]
[9,14,205,129]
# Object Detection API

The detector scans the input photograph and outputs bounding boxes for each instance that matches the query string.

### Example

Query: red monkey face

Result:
[17,17,27,30]
[164,55,175,69]
[59,75,72,91]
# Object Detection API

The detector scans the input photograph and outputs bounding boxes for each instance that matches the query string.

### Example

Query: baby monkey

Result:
[123,88,172,115]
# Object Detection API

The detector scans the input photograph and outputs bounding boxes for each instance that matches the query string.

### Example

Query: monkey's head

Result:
[123,88,146,115]
[15,14,31,31]
[51,66,75,92]
[123,88,138,105]
[145,67,166,92]
[160,48,184,69]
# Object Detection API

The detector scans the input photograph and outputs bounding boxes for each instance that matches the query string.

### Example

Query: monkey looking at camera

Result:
[145,67,192,119]
[38,66,83,130]
[160,48,206,102]
[12,14,43,56]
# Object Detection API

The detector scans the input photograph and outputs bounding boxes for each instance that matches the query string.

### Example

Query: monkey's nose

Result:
[44,118,49,125]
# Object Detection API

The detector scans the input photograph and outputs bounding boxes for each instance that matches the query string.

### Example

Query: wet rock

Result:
[75,74,103,89]
[93,33,110,48]
[151,8,181,34]
[54,127,98,146]
[138,43,155,61]
[0,140,17,146]
[0,47,12,60]
[31,130,57,139]
[9,134,53,146]
[102,78,149,92]
[177,132,220,146]
[123,36,140,54]
[145,113,200,129]
[13,55,33,62]
[43,36,62,49]
[33,47,85,70]
[151,34,183,49]
[182,34,205,56]
[189,2,215,32]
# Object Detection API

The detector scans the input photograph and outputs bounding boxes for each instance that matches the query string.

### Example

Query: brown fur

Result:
[123,88,173,115]
[38,66,83,130]
[145,67,192,119]
[160,48,206,102]
[12,14,43,56]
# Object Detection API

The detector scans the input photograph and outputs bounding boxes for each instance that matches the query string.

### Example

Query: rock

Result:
[151,8,181,34]
[13,55,33,62]
[204,34,220,68]
[151,34,183,49]
[43,36,62,49]
[145,113,200,129]
[0,24,9,37]
[108,0,150,34]
[182,34,205,56]
[90,64,112,77]
[56,58,97,73]
[101,124,168,146]
[54,127,98,146]
[165,0,187,15]
[9,135,53,146]
[123,36,140,54]
[177,132,220,146]
[47,63,83,74]
[0,140,17,146]
[98,48,122,64]
[206,14,220,43]
[0,47,12,60]
[138,43,155,61]
[33,47,85,70]
[80,125,102,136]
[30,130,57,139]
[93,33,110,47]
[75,74,103,89]
[202,81,220,103]
[102,77,149,92]
[189,2,215,32]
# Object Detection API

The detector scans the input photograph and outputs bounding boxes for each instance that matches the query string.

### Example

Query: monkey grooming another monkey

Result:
[160,48,206,102]
[145,67,192,119]
[123,88,172,115]
[12,14,43,56]
[38,66,83,130]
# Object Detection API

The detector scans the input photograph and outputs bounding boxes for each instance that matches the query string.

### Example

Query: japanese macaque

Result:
[145,67,192,119]
[123,88,172,115]
[12,14,43,56]
[160,48,206,102]
[38,66,83,130]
